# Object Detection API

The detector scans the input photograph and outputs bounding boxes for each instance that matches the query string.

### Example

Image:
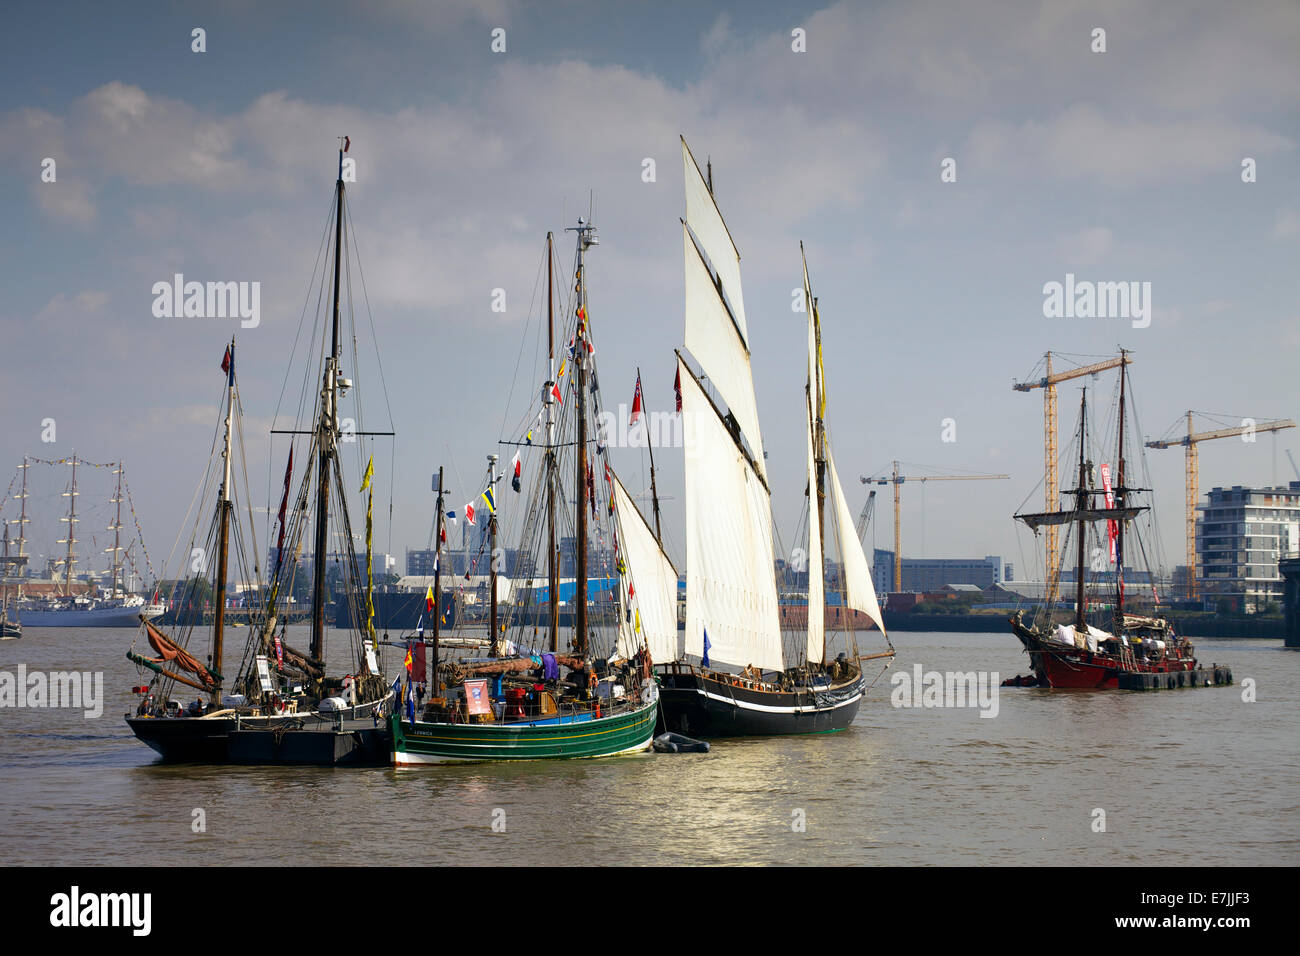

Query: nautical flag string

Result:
[465,502,476,526]
[481,487,496,514]
[511,451,522,493]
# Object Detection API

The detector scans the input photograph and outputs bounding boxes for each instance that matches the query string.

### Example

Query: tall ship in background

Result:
[1010,353,1203,688]
[2,454,163,627]
[656,139,894,736]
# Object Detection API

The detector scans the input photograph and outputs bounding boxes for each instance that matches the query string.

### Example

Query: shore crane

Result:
[1145,413,1295,600]
[861,463,1009,593]
[1013,350,1132,605]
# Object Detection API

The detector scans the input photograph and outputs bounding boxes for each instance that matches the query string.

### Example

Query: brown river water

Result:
[1,626,1295,866]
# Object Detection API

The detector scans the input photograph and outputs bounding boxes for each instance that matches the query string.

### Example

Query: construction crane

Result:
[1145,413,1295,600]
[861,463,1009,593]
[855,489,876,546]
[1013,350,1132,604]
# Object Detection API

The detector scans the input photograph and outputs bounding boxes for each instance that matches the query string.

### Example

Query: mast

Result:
[16,456,28,599]
[570,218,597,658]
[546,233,559,651]
[60,453,78,596]
[1075,389,1088,630]
[432,466,444,693]
[310,143,346,662]
[487,455,499,657]
[1114,349,1129,629]
[211,336,235,701]
[109,463,123,598]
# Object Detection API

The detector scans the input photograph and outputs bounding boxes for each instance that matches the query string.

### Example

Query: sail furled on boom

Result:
[680,356,784,673]
[611,469,681,665]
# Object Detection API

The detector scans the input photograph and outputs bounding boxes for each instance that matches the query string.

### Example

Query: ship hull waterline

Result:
[1010,618,1197,689]
[389,697,658,765]
[125,696,391,765]
[21,604,164,627]
[655,667,865,737]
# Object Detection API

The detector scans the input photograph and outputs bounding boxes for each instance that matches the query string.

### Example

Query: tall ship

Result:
[127,139,394,763]
[656,138,895,736]
[1009,352,1200,688]
[3,454,163,627]
[389,224,660,765]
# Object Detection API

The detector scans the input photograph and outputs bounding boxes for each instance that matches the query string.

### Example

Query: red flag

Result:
[221,345,231,375]
[551,382,563,405]
[674,366,682,413]
[511,451,522,493]
[1100,463,1117,564]
[274,446,293,578]
[343,135,351,152]
[439,525,447,545]
[630,373,643,425]
[465,502,476,526]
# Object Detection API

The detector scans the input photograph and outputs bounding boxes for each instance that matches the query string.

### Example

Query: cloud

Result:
[965,104,1294,186]
[1275,208,1299,239]
[1056,226,1113,266]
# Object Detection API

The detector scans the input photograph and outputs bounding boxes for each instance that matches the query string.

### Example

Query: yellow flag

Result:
[360,455,374,492]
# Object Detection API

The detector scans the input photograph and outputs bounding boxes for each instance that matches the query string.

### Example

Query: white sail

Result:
[682,137,747,342]
[682,222,767,482]
[611,469,681,665]
[800,308,821,665]
[680,357,784,673]
[826,441,887,636]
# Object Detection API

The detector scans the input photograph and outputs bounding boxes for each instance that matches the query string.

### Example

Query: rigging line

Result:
[271,190,336,430]
[345,197,397,437]
[498,237,549,444]
[159,377,228,583]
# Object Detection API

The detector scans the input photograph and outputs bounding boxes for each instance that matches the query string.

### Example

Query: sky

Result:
[1,0,1297,585]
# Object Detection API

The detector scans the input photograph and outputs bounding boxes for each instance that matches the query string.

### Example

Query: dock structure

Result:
[1281,557,1300,649]
[1117,666,1233,690]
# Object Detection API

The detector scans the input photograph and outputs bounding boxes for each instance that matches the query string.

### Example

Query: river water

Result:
[1,626,1295,866]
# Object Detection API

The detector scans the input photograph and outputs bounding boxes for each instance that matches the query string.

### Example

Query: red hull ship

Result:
[1010,611,1197,689]
[1008,353,1212,690]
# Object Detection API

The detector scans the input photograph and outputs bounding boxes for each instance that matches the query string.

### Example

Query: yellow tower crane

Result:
[861,463,1009,593]
[1144,413,1295,600]
[1013,351,1132,605]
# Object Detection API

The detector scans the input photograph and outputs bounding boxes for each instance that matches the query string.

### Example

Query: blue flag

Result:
[390,676,401,712]
[702,626,711,668]
[405,681,415,724]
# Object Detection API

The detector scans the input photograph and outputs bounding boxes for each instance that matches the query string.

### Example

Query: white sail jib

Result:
[611,469,681,665]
